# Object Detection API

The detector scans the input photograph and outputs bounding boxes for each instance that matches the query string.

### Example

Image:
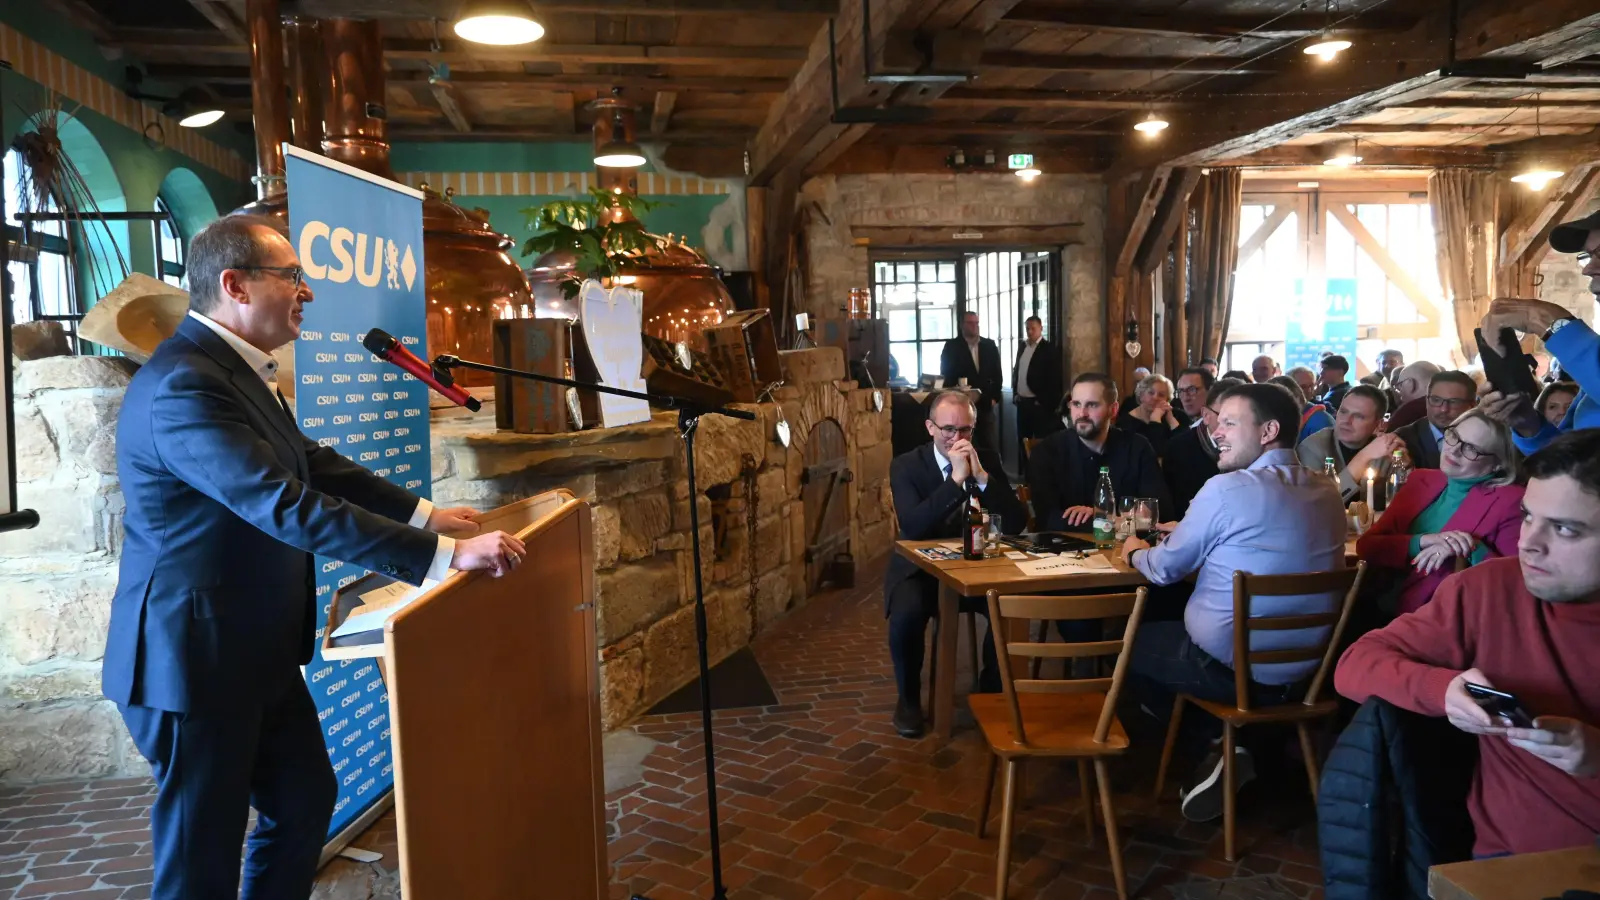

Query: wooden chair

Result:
[970,587,1149,900]
[1153,562,1367,861]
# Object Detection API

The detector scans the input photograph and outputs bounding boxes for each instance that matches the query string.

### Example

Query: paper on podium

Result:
[1016,554,1117,578]
[331,574,449,639]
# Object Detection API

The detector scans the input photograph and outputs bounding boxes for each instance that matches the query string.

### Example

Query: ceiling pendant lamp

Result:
[594,112,646,168]
[1511,94,1563,190]
[455,0,544,46]
[178,109,225,128]
[1322,137,1363,167]
[1303,1,1352,61]
[1134,111,1169,136]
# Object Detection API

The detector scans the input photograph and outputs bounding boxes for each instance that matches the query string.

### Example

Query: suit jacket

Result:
[1354,469,1524,614]
[1161,425,1220,520]
[1027,427,1170,531]
[1319,381,1352,414]
[105,316,440,714]
[883,442,1027,612]
[1011,338,1062,413]
[940,336,1004,407]
[1297,427,1394,505]
[1394,419,1441,470]
[1387,396,1428,431]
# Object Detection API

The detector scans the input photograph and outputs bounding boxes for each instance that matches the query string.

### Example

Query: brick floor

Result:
[0,555,1329,899]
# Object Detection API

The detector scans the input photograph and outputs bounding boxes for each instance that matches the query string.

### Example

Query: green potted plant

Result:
[521,189,660,301]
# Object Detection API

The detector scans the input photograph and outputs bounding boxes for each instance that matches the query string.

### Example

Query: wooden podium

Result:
[325,491,606,899]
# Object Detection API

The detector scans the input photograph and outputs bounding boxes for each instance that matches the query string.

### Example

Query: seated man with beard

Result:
[1029,373,1170,531]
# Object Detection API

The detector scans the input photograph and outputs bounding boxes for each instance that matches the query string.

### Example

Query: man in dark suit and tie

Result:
[1012,315,1063,457]
[884,391,1027,738]
[104,214,527,900]
[1393,370,1477,469]
[940,310,1004,450]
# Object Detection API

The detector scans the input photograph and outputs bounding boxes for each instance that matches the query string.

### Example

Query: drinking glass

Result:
[1134,498,1158,537]
[985,514,1003,555]
[1116,496,1137,540]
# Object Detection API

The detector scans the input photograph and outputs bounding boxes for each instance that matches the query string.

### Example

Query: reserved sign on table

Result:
[1016,554,1118,577]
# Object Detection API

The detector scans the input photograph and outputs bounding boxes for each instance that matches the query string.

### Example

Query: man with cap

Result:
[1479,210,1600,453]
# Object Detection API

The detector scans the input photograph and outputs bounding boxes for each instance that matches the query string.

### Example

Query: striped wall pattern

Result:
[0,23,250,181]
[396,170,735,197]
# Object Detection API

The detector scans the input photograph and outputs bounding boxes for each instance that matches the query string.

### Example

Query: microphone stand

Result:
[432,354,748,900]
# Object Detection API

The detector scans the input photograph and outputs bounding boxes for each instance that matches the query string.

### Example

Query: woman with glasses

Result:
[1356,409,1525,617]
[1116,372,1190,455]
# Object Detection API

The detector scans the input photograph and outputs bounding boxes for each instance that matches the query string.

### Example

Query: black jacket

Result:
[1161,425,1220,520]
[1319,698,1477,900]
[883,442,1028,613]
[940,337,1004,407]
[1115,408,1193,456]
[1026,427,1170,531]
[1012,338,1062,413]
[1394,419,1441,470]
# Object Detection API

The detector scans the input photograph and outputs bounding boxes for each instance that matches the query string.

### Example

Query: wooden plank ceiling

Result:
[51,0,1600,178]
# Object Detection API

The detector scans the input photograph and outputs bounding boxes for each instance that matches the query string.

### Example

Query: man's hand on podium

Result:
[427,505,482,536]
[451,531,527,578]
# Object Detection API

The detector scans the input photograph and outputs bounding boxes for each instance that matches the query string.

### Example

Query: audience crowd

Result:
[889,209,1600,879]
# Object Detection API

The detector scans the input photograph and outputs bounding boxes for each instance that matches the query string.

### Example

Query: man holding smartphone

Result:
[1336,429,1600,857]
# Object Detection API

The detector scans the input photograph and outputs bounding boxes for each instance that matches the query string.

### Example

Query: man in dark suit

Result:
[104,215,525,900]
[1029,373,1170,530]
[940,310,1004,450]
[884,391,1027,738]
[1394,370,1477,470]
[1011,315,1062,457]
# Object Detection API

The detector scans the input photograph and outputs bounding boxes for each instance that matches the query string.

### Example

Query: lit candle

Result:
[1365,467,1376,513]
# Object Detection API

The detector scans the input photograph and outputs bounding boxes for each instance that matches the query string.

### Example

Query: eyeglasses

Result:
[1443,426,1494,462]
[1175,385,1203,396]
[232,265,305,290]
[1426,394,1473,409]
[933,424,974,438]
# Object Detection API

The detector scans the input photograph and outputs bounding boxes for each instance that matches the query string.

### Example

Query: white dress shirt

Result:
[187,310,454,582]
[967,337,981,369]
[1015,340,1038,398]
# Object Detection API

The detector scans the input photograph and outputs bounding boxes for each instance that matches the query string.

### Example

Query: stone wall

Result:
[797,172,1109,375]
[0,357,144,781]
[429,347,894,729]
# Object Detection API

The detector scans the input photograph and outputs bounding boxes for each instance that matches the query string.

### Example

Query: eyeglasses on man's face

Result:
[1175,385,1203,397]
[1443,426,1493,462]
[933,423,974,438]
[233,265,306,291]
[1426,394,1473,410]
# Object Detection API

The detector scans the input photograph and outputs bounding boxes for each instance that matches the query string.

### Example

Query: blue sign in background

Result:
[1285,277,1359,372]
[286,145,430,841]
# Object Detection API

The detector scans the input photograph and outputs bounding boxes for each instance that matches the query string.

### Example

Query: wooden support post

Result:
[746,185,772,309]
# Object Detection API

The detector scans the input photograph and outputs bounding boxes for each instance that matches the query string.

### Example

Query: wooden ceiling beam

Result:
[184,0,248,44]
[1215,145,1499,167]
[1000,5,1414,39]
[108,31,809,66]
[1325,123,1599,135]
[650,92,679,136]
[1108,0,1600,180]
[1501,163,1600,274]
[388,126,747,143]
[41,0,115,43]
[980,51,1274,75]
[1395,96,1600,110]
[426,81,473,134]
[817,142,1111,174]
[279,0,839,16]
[874,121,1123,137]
[937,87,1176,110]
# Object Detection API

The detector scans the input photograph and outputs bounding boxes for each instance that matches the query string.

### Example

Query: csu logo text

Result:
[296,221,417,291]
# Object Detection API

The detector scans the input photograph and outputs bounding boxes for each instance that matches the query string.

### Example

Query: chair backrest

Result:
[1230,561,1366,712]
[985,588,1149,746]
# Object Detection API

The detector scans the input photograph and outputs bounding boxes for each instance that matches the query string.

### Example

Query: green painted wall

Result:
[2,3,251,286]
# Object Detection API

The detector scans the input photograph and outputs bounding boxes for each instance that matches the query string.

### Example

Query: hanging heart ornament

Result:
[1124,341,1142,358]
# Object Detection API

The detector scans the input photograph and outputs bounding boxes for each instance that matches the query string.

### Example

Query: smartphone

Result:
[1464,682,1535,728]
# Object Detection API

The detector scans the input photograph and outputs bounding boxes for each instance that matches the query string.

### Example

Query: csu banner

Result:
[285,144,430,842]
[1285,276,1359,373]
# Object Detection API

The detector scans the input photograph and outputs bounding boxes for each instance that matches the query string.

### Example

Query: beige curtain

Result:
[1187,169,1243,363]
[1428,169,1497,362]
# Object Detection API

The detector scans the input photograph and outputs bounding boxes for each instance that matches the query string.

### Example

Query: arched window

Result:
[3,146,75,336]
[156,195,185,288]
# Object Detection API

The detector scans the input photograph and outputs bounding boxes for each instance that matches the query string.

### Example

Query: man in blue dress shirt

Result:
[1121,382,1347,822]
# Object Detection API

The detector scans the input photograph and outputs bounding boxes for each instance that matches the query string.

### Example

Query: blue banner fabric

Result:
[286,145,430,841]
[1286,277,1359,372]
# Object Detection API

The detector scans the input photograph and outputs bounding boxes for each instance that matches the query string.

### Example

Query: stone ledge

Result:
[435,410,681,480]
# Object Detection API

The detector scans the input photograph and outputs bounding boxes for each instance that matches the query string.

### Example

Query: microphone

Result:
[362,328,481,412]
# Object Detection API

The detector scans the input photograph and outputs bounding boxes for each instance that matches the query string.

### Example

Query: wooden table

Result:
[892,538,1148,741]
[1430,847,1600,899]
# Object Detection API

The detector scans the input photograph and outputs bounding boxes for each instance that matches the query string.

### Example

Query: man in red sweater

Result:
[1336,429,1600,857]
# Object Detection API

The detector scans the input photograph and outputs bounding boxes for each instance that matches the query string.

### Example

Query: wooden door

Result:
[801,418,851,591]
